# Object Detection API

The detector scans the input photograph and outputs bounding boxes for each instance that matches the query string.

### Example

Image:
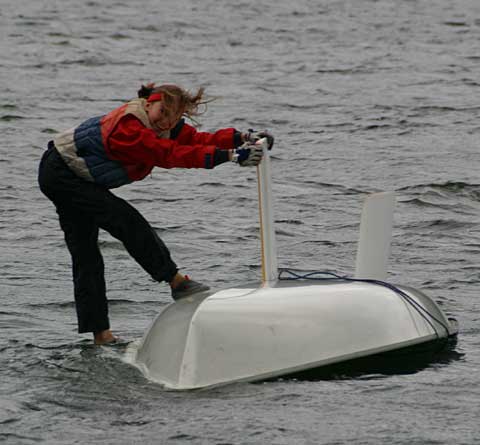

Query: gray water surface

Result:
[1,0,479,444]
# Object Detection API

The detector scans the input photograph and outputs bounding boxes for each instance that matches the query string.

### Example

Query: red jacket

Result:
[106,114,238,181]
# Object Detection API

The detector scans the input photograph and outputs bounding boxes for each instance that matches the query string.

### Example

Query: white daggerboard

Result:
[355,191,396,280]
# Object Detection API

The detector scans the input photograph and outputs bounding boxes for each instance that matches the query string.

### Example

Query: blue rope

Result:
[278,269,451,338]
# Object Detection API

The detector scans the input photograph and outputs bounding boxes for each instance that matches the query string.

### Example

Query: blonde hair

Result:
[138,83,211,126]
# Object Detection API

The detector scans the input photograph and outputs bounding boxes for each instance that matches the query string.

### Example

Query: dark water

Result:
[1,0,479,443]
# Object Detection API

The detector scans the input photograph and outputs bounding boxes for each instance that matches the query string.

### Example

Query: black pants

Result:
[38,144,178,333]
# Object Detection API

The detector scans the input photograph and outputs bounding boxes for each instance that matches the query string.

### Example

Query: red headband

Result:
[147,93,163,102]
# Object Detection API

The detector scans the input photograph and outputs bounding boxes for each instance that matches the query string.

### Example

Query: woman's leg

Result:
[57,207,109,334]
[40,148,111,334]
[94,194,178,283]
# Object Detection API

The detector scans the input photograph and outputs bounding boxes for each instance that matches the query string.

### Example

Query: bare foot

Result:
[93,329,117,345]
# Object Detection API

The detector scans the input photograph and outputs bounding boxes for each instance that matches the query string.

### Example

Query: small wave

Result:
[403,219,477,231]
[108,299,161,306]
[109,33,131,40]
[0,310,32,316]
[275,229,296,237]
[130,25,160,32]
[111,419,152,426]
[401,197,458,210]
[47,32,69,37]
[281,103,324,111]
[15,18,46,27]
[461,78,480,87]
[58,57,136,67]
[398,181,480,197]
[156,197,182,202]
[24,339,91,351]
[302,180,366,195]
[315,67,373,75]
[128,198,156,204]
[1,314,43,328]
[323,122,354,130]
[0,433,42,442]
[443,21,468,27]
[227,39,243,47]
[198,182,226,187]
[0,417,21,426]
[270,119,290,125]
[27,301,75,309]
[296,239,337,247]
[41,359,84,373]
[362,124,394,131]
[0,115,25,121]
[411,105,480,114]
[52,40,71,46]
[168,434,198,441]
[276,219,304,225]
[150,225,182,233]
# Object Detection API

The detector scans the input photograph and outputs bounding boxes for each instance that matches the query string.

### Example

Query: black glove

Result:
[232,144,263,167]
[244,129,274,150]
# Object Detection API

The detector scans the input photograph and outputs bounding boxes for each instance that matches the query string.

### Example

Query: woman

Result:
[38,83,274,344]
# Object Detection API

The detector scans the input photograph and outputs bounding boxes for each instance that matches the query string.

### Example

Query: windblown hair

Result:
[137,83,211,126]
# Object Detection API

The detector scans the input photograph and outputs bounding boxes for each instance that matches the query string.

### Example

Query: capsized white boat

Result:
[125,140,458,390]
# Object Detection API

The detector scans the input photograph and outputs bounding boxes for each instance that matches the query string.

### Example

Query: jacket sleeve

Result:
[174,120,243,149]
[106,115,224,169]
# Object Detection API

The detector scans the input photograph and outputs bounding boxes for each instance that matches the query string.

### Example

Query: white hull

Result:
[127,280,457,390]
[125,142,457,390]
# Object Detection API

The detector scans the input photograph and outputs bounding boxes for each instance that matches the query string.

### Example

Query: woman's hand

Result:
[232,145,263,167]
[243,129,274,150]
